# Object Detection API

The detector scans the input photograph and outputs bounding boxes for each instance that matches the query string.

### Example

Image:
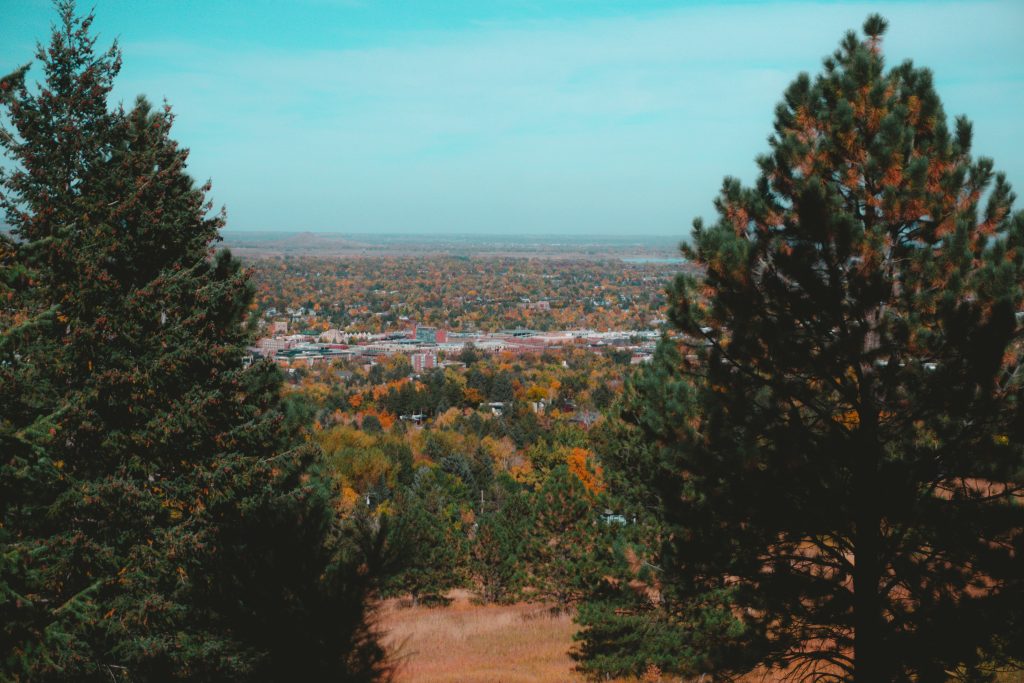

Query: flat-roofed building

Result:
[411,351,437,374]
[415,325,439,343]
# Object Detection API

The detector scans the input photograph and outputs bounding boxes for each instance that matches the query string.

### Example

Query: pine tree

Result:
[382,469,470,605]
[1,4,385,680]
[471,479,531,604]
[574,343,733,680]
[527,464,603,610]
[580,15,1024,681]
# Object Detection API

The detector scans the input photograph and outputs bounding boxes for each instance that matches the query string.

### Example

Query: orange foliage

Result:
[358,408,395,431]
[567,447,605,494]
[834,409,860,430]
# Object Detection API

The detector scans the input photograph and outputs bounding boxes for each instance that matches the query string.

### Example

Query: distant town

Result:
[254,316,660,371]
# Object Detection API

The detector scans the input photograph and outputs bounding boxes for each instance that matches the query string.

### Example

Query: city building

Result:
[415,325,436,342]
[411,350,437,374]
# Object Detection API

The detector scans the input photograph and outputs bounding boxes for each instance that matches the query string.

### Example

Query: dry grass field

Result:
[379,591,585,683]
[376,592,808,682]
[378,592,1024,683]
[378,591,787,683]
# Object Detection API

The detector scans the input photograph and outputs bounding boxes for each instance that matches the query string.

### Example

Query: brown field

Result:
[379,591,585,683]
[377,591,787,683]
[378,592,1024,683]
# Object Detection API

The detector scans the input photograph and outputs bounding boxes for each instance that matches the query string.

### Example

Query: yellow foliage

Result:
[525,384,548,402]
[510,458,534,484]
[433,407,464,429]
[318,425,375,455]
[301,381,330,404]
[481,435,519,472]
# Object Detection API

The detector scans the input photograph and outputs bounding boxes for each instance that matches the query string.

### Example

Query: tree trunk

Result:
[853,409,882,682]
[853,500,881,681]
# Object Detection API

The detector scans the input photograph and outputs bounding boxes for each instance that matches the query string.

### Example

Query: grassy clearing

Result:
[378,592,1024,682]
[379,590,584,683]
[378,592,768,683]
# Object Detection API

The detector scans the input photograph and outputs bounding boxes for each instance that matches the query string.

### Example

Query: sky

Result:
[2,0,1023,236]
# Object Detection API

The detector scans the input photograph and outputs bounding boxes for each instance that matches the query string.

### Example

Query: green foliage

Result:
[174,446,386,682]
[307,350,627,609]
[471,480,532,604]
[574,370,749,680]
[489,370,515,403]
[526,465,604,608]
[0,4,384,680]
[458,341,482,365]
[578,15,1024,682]
[381,469,471,603]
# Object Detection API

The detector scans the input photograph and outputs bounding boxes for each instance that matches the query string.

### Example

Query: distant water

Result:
[621,257,685,264]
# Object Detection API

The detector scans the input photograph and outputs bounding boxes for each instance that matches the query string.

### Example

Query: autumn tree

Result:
[0,4,384,680]
[581,15,1024,682]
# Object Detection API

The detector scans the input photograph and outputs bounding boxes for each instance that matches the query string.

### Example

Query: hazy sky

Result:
[3,0,1023,236]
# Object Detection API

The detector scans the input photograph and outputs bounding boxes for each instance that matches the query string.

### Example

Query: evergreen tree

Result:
[458,341,481,366]
[490,370,515,403]
[382,469,470,605]
[581,16,1024,681]
[527,465,603,610]
[471,479,531,604]
[0,4,384,680]
[575,343,761,679]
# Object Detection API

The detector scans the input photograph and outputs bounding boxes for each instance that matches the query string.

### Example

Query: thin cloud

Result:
[13,1,1024,233]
